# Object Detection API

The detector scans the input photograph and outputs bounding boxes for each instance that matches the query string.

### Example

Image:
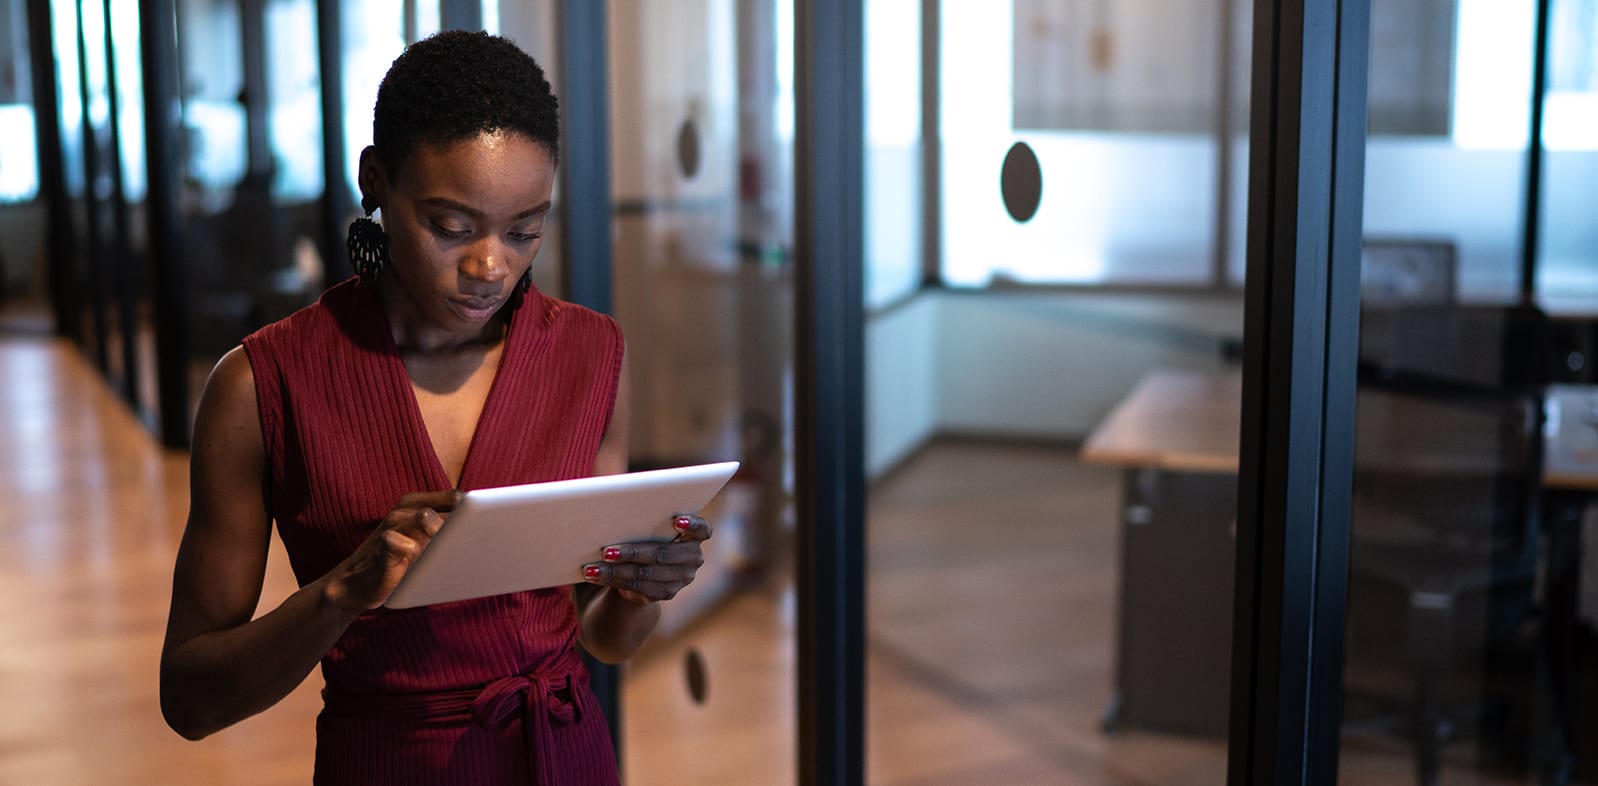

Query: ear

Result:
[356,146,388,214]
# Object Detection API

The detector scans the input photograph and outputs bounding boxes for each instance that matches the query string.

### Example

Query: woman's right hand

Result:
[324,489,464,611]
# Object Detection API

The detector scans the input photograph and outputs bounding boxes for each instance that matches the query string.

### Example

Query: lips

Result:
[450,296,503,320]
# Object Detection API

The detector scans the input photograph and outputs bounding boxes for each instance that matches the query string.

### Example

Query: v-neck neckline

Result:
[365,285,523,492]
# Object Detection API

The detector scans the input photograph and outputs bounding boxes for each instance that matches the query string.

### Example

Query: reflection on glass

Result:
[1342,3,1596,780]
[1341,304,1571,783]
[606,2,795,783]
[1365,0,1595,303]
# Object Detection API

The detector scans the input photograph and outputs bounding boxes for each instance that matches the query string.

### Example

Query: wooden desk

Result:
[1081,368,1241,737]
[1082,367,1598,740]
[1079,369,1240,474]
[1082,367,1598,490]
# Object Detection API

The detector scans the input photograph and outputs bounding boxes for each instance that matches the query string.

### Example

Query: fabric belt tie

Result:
[321,652,586,786]
[471,662,584,786]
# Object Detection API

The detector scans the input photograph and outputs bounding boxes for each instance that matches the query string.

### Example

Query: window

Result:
[865,0,922,308]
[941,0,1230,287]
[0,0,37,203]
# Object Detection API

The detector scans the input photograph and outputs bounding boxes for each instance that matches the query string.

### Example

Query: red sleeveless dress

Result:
[242,277,625,786]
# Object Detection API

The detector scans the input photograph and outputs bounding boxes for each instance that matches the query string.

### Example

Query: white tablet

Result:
[384,461,740,609]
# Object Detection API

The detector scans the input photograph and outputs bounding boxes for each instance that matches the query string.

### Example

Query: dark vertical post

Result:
[557,0,614,315]
[241,0,272,181]
[795,2,866,785]
[26,0,80,340]
[317,0,352,282]
[1212,0,1238,287]
[140,0,191,448]
[101,0,139,406]
[919,0,939,286]
[74,0,109,373]
[557,0,619,757]
[441,0,483,32]
[1520,0,1551,304]
[1228,0,1368,783]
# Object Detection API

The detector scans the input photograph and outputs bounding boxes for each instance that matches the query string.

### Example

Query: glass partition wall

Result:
[604,1,799,782]
[1340,1,1598,783]
[863,1,1248,783]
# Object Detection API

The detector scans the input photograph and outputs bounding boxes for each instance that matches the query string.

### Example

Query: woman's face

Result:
[371,130,556,341]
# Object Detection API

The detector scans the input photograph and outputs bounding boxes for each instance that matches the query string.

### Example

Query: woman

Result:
[159,31,707,785]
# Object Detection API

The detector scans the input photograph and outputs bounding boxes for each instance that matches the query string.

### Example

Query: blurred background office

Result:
[0,0,1596,784]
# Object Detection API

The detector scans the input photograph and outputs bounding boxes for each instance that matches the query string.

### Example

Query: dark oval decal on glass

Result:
[677,118,702,180]
[1000,141,1042,223]
[684,647,709,705]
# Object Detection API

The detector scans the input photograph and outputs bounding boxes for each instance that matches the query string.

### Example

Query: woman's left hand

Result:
[582,514,712,603]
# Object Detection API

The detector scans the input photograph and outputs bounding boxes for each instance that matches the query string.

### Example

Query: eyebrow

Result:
[421,197,552,220]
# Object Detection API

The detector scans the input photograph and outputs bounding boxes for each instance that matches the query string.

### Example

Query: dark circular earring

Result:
[347,210,390,282]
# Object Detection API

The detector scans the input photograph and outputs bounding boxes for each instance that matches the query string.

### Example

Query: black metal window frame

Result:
[794,2,867,785]
[1228,0,1369,783]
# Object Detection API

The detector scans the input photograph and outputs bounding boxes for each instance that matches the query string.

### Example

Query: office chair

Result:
[1344,303,1551,786]
[1359,238,1458,307]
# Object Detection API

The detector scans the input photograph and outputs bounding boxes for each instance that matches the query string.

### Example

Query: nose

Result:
[459,238,513,285]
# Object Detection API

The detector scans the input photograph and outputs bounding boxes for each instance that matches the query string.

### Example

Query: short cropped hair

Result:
[371,30,560,174]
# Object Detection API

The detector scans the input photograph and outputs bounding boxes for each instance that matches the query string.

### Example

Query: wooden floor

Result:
[0,332,1544,785]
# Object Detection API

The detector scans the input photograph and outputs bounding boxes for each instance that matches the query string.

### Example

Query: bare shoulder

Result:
[205,345,256,403]
[191,346,264,488]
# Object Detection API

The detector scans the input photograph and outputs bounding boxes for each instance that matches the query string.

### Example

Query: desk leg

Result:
[1107,467,1236,738]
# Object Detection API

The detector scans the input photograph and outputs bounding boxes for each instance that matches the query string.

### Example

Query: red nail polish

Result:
[674,516,692,530]
[584,565,602,579]
[603,547,622,562]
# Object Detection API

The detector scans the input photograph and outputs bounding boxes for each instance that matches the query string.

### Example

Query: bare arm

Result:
[160,347,456,739]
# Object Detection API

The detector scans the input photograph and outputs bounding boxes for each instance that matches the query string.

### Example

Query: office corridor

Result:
[0,331,1520,785]
[0,334,324,784]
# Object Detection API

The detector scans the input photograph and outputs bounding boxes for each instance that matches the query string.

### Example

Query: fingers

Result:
[395,489,465,514]
[380,527,426,566]
[385,507,445,540]
[670,514,713,542]
[581,562,693,601]
[600,541,705,567]
[577,515,715,601]
[583,531,708,602]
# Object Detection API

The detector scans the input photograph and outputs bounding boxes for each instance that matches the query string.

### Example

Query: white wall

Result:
[935,290,1242,438]
[865,294,939,476]
[865,288,1245,477]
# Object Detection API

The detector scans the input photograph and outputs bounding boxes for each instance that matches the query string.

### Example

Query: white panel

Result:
[933,291,1241,438]
[865,294,938,477]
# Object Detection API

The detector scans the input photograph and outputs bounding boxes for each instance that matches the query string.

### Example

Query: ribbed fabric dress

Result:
[242,277,625,786]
